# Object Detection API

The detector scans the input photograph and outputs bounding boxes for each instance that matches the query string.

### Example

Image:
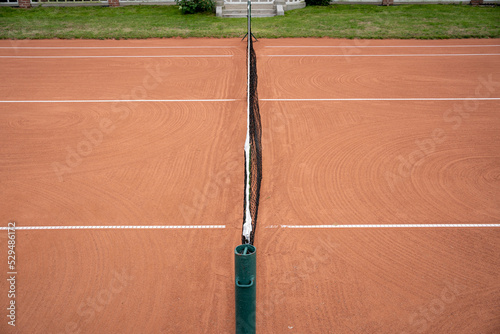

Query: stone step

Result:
[222,11,276,18]
[222,7,276,18]
[221,2,277,18]
[223,8,275,13]
[223,3,274,10]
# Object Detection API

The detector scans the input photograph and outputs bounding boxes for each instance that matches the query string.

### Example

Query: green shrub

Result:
[306,0,330,6]
[176,0,215,14]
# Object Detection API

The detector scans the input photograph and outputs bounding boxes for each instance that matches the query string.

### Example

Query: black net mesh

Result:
[242,33,262,245]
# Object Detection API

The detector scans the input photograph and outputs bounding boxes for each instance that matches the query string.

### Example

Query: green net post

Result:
[235,244,256,334]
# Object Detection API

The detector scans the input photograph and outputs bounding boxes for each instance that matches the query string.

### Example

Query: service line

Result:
[0,46,237,49]
[0,225,226,230]
[279,224,500,228]
[2,98,498,103]
[0,99,238,103]
[267,54,500,57]
[261,98,500,102]
[265,45,500,48]
[0,55,233,59]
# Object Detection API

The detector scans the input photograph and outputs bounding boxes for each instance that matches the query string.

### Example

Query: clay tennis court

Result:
[1,38,499,333]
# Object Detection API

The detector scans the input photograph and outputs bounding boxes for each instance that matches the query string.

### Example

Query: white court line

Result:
[0,55,233,59]
[0,99,238,103]
[2,98,498,103]
[0,225,225,230]
[267,54,500,57]
[262,98,500,102]
[266,45,500,48]
[0,46,236,49]
[280,224,500,228]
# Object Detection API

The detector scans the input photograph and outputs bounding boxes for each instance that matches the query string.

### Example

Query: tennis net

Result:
[242,1,262,245]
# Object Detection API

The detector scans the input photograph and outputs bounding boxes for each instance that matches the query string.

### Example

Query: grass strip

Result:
[0,4,498,39]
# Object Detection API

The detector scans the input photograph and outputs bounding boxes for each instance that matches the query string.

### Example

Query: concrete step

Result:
[223,3,274,10]
[222,8,275,13]
[222,13,276,18]
[222,7,276,18]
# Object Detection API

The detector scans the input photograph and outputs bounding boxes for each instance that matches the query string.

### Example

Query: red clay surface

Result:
[1,38,499,333]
